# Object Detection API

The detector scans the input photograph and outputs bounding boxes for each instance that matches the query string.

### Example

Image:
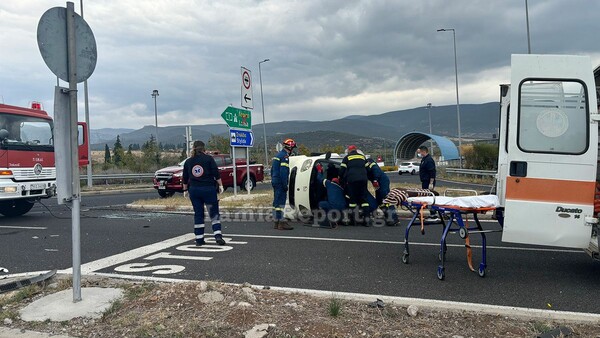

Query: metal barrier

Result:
[444,168,497,177]
[79,173,155,185]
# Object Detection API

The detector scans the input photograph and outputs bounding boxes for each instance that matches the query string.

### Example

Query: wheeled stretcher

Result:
[400,191,502,280]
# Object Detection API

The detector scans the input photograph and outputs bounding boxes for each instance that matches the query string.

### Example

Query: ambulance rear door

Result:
[502,54,598,248]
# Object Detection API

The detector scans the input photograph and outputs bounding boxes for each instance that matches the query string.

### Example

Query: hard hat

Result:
[347,145,357,152]
[332,178,340,185]
[283,138,296,150]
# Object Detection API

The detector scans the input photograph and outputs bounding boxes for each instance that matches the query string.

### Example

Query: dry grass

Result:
[5,280,598,338]
[131,191,273,209]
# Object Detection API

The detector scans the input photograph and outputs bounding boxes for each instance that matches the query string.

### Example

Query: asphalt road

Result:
[1,189,599,314]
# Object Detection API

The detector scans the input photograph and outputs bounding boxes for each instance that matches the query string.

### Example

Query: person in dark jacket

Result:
[271,138,296,230]
[366,158,398,226]
[339,145,371,226]
[417,145,436,190]
[183,141,225,246]
[417,145,438,219]
[315,163,346,227]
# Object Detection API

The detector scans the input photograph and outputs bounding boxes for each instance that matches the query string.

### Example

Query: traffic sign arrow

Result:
[221,106,251,129]
[244,94,252,103]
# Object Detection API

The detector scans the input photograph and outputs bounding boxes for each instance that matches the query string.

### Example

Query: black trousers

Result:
[347,180,369,212]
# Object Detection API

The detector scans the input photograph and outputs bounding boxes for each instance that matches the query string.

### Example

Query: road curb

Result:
[81,188,155,196]
[82,272,600,324]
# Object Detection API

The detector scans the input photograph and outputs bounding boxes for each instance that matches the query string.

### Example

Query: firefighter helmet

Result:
[283,138,296,150]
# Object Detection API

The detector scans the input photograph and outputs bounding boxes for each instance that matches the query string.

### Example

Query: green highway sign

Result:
[221,106,251,130]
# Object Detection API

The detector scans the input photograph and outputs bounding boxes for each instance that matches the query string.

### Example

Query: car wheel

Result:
[241,176,256,191]
[411,169,416,175]
[398,171,403,175]
[158,190,175,198]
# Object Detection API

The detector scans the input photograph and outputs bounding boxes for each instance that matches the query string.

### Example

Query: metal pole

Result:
[427,103,434,154]
[452,29,462,168]
[259,59,269,166]
[80,0,92,188]
[66,1,81,302]
[246,147,250,195]
[152,90,159,167]
[232,146,237,196]
[525,0,531,54]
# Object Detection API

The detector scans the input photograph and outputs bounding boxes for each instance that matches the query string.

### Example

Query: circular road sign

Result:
[37,7,97,83]
[242,70,251,89]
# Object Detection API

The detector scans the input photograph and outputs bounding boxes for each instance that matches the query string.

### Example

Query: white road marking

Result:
[87,271,600,323]
[0,225,47,230]
[225,233,583,254]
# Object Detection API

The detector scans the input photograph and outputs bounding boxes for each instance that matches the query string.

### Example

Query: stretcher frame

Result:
[400,190,502,280]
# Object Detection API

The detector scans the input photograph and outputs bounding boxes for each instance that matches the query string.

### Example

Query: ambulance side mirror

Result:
[0,129,9,141]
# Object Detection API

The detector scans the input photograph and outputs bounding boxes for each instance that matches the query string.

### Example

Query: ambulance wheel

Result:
[0,200,35,217]
[437,266,445,280]
[402,253,409,264]
[478,266,486,278]
[459,227,468,239]
[241,176,256,191]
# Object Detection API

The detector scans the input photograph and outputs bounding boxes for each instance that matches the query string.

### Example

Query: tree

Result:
[208,135,230,154]
[463,143,499,170]
[179,148,188,161]
[297,144,311,156]
[104,144,111,164]
[122,144,135,169]
[113,135,125,166]
[142,135,161,170]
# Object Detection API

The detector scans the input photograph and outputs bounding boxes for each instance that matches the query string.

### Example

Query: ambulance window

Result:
[517,80,588,154]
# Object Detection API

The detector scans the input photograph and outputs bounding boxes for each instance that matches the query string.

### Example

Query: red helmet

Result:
[331,178,340,185]
[283,138,296,150]
[347,145,357,152]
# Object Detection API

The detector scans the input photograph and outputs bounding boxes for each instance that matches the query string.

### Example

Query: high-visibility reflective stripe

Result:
[194,224,205,229]
[340,163,347,168]
[281,163,289,167]
[368,162,376,168]
[272,157,281,161]
[274,207,283,211]
[213,230,222,235]
[211,220,220,225]
[347,155,365,161]
[361,203,370,207]
[349,203,357,208]
[196,234,204,239]
[322,179,327,187]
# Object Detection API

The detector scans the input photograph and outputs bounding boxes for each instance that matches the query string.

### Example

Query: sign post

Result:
[37,2,97,302]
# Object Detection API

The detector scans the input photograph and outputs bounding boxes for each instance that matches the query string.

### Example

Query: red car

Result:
[153,153,264,197]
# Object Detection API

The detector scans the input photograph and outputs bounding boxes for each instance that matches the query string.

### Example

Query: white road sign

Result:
[241,67,253,109]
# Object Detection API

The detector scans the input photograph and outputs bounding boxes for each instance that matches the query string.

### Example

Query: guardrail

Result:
[79,173,155,184]
[444,168,497,177]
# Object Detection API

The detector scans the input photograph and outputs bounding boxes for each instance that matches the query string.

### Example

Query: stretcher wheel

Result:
[437,266,445,280]
[478,265,486,278]
[459,227,468,239]
[402,253,409,264]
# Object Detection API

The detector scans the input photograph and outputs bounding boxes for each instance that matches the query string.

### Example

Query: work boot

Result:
[277,220,294,230]
[273,221,280,229]
[215,236,226,246]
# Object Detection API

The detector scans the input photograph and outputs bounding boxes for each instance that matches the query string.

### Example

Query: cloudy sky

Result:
[1,0,599,130]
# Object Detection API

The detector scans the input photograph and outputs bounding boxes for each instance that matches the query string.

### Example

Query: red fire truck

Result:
[0,102,88,217]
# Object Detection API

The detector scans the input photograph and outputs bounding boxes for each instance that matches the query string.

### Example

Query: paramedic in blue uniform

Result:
[366,158,398,226]
[339,145,371,226]
[315,163,346,227]
[271,138,296,230]
[417,145,436,190]
[183,140,226,246]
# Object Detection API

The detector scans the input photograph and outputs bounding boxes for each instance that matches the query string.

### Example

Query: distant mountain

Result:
[91,102,500,150]
[90,128,135,144]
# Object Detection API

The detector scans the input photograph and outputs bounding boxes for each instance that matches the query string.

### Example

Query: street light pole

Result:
[427,103,434,155]
[525,0,531,53]
[151,89,159,167]
[258,59,270,166]
[437,28,463,168]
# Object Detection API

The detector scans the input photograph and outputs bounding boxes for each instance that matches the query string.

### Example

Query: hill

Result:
[91,102,499,150]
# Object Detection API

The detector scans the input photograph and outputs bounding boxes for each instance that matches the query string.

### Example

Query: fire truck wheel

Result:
[157,190,175,198]
[241,176,256,191]
[0,200,35,217]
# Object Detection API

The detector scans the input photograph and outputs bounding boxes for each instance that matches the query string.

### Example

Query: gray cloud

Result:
[1,0,600,129]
